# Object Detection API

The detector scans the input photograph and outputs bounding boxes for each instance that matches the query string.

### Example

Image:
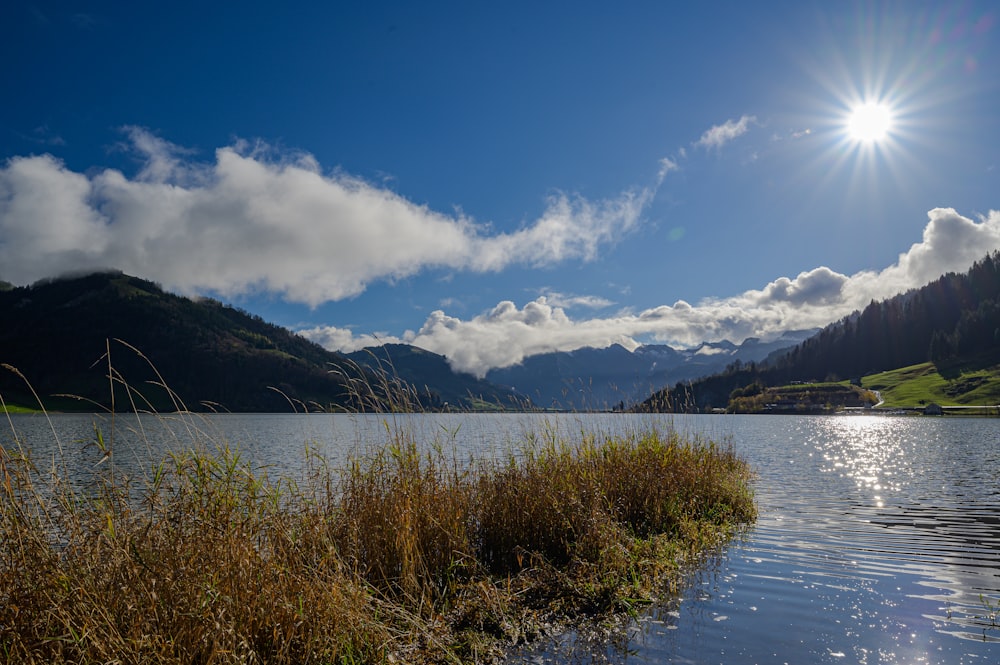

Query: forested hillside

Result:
[344,344,527,410]
[773,251,1000,380]
[639,251,1000,412]
[0,271,527,412]
[0,272,372,411]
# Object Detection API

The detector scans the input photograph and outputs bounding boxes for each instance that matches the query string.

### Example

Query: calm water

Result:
[5,412,999,664]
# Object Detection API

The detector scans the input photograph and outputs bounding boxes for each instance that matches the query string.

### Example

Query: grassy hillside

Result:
[862,351,1000,408]
[728,382,878,414]
[728,357,1000,413]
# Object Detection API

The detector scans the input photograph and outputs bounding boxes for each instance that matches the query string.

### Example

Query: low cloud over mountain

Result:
[305,207,1000,376]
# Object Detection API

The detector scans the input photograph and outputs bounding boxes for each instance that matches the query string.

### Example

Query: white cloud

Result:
[657,157,680,182]
[0,129,651,306]
[469,189,651,271]
[408,299,643,375]
[296,326,405,354]
[883,207,1000,290]
[694,345,728,356]
[536,290,614,310]
[695,115,756,150]
[755,266,848,306]
[304,208,1000,377]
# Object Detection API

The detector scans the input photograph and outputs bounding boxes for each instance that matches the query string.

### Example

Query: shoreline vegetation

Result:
[0,369,756,664]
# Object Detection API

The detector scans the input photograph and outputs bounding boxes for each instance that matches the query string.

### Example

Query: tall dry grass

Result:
[0,357,756,664]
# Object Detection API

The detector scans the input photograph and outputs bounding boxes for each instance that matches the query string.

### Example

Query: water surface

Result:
[5,411,998,663]
[510,414,1000,664]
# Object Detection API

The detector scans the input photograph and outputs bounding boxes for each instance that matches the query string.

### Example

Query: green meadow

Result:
[863,353,1000,408]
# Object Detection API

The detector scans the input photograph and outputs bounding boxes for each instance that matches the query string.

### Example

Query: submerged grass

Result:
[0,358,756,664]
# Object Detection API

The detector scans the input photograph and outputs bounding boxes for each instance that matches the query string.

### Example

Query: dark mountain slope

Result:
[344,344,527,410]
[0,272,371,412]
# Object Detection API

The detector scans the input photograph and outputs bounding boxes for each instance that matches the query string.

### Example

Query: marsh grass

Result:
[0,350,756,664]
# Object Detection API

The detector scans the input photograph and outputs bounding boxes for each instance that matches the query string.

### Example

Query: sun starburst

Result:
[846,102,893,143]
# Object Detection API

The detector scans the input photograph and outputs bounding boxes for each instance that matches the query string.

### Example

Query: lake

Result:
[4,411,999,664]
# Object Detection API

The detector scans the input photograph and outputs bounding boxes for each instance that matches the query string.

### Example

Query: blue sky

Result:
[2,1,999,375]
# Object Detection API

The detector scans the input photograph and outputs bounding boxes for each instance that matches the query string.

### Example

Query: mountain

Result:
[485,331,815,410]
[0,271,518,413]
[0,271,375,412]
[344,344,527,410]
[639,251,1000,413]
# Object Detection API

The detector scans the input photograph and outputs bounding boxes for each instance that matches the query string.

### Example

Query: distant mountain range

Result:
[483,332,816,410]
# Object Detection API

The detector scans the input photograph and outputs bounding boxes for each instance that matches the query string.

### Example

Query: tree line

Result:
[0,271,372,412]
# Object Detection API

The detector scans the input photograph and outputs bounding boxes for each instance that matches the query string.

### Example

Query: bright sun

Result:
[846,102,893,143]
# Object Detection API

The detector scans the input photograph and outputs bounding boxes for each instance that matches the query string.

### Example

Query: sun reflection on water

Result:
[815,415,910,506]
[800,416,1000,648]
[507,414,1000,663]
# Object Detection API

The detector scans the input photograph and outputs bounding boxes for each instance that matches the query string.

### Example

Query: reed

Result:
[0,358,756,664]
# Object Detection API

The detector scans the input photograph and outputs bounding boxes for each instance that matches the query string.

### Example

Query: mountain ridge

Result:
[0,271,521,412]
[343,343,529,410]
[483,331,817,410]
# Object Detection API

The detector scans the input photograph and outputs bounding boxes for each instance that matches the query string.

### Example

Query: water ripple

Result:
[6,411,998,663]
[509,414,1000,664]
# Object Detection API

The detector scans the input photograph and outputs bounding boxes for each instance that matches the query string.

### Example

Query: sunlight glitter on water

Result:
[508,414,1000,664]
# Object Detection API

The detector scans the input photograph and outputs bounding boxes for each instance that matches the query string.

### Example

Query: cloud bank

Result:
[0,128,650,306]
[304,208,1000,376]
